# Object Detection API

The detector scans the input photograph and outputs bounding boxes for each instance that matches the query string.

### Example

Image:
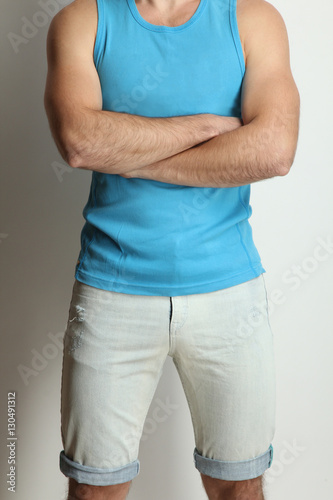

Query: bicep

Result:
[239,0,300,128]
[44,0,102,136]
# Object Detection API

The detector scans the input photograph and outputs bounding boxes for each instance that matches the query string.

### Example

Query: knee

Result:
[68,481,96,500]
[67,478,132,500]
[200,473,263,498]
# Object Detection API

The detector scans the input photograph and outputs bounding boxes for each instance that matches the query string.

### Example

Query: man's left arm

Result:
[121,0,300,187]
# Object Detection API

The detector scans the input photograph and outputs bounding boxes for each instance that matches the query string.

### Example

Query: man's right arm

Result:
[44,0,240,174]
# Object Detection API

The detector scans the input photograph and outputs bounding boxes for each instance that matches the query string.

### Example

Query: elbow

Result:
[64,140,117,171]
[44,99,87,169]
[277,149,296,177]
[55,129,85,169]
[272,138,298,178]
[53,136,82,169]
[275,152,294,177]
[65,148,84,169]
[274,116,300,178]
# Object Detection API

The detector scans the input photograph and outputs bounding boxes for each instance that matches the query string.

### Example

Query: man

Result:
[44,0,300,498]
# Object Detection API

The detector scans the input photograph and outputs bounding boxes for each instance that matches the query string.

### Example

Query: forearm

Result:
[122,115,298,187]
[59,109,231,174]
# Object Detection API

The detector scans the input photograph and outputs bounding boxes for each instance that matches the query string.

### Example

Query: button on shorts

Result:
[59,274,275,485]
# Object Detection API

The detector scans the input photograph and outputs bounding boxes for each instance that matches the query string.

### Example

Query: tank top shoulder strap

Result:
[94,0,126,68]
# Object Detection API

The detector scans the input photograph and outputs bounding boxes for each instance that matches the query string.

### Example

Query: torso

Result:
[73,0,263,296]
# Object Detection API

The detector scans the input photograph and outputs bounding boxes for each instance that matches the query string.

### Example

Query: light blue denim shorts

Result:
[60,274,275,485]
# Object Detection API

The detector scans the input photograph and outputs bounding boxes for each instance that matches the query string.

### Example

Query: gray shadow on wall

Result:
[1,2,92,498]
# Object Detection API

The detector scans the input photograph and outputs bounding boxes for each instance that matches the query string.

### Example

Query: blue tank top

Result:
[75,0,266,296]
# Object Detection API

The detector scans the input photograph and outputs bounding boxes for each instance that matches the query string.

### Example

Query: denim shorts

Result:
[59,274,275,485]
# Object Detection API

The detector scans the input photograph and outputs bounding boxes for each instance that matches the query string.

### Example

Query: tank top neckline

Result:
[126,0,208,33]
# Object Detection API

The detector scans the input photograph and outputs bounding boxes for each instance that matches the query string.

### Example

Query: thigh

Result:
[61,279,170,471]
[173,274,276,463]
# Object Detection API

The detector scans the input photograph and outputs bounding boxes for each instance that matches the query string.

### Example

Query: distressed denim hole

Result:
[68,305,85,323]
[67,305,85,354]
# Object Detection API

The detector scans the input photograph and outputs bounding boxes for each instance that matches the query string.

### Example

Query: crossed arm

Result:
[120,1,300,187]
[44,0,300,188]
[120,101,297,188]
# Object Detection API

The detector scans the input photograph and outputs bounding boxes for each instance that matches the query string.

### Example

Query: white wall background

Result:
[1,0,332,498]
